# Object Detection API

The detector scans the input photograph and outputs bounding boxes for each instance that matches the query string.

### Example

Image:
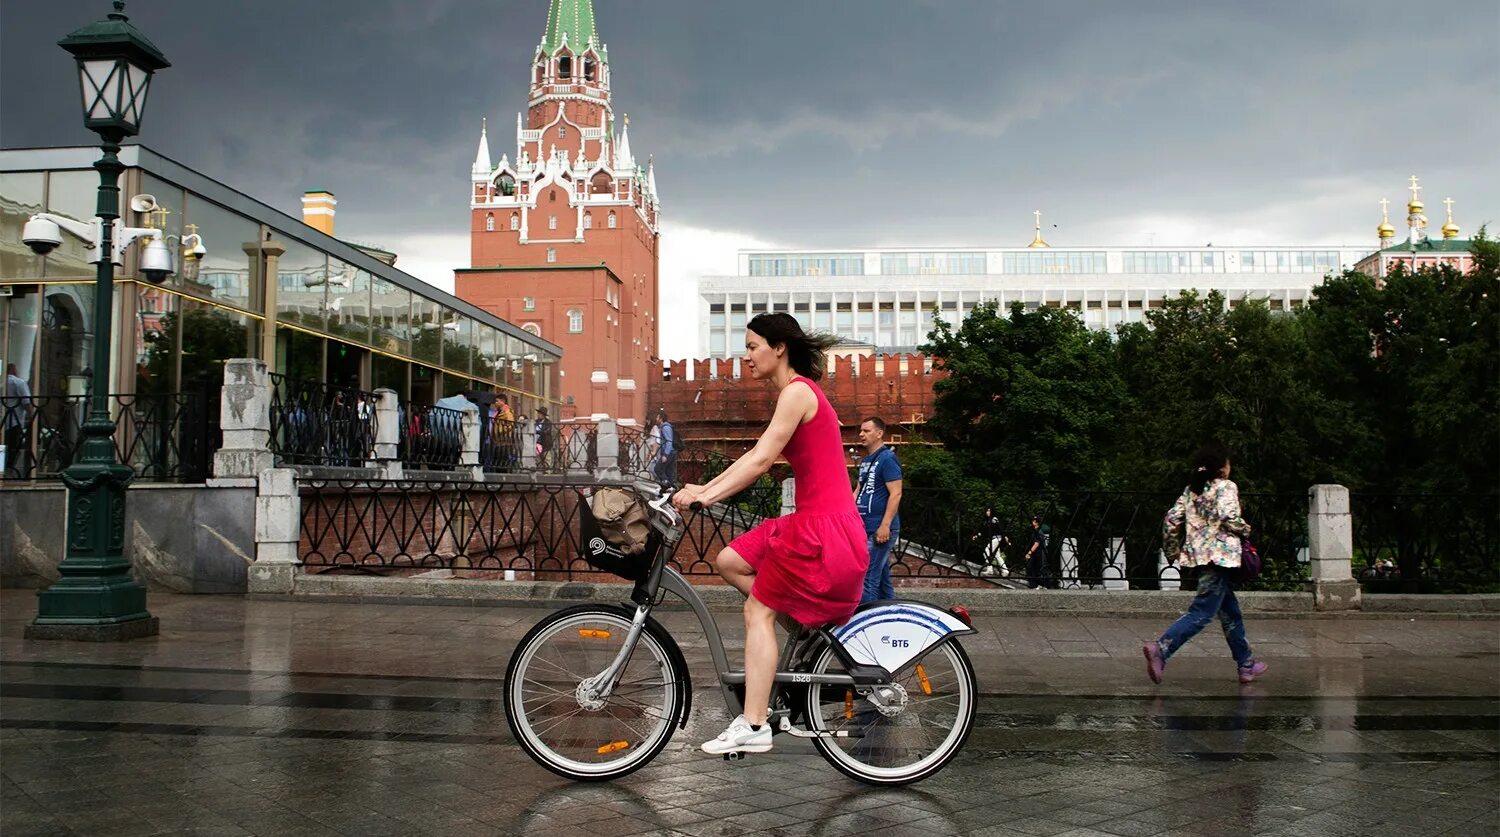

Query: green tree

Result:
[1113,291,1348,494]
[922,301,1123,496]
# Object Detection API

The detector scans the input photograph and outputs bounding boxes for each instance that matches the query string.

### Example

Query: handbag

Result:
[1237,537,1262,582]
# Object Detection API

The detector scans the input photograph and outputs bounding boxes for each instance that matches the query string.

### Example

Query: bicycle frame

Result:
[583,486,975,727]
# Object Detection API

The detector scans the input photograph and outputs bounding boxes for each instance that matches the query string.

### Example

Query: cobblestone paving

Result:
[2,590,1496,836]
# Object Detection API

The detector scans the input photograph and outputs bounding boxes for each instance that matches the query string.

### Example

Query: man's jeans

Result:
[1157,566,1252,667]
[861,531,897,604]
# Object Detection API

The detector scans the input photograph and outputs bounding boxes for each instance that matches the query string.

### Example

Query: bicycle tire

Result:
[804,638,976,785]
[504,604,685,781]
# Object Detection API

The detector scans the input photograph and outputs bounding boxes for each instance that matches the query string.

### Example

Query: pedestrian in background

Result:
[854,416,902,603]
[1143,445,1269,685]
[1024,516,1049,588]
[654,409,677,485]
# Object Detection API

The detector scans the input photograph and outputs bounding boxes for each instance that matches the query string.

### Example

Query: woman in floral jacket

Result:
[1143,446,1269,685]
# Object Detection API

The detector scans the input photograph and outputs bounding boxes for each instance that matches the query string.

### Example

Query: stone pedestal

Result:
[370,388,402,480]
[1309,484,1360,611]
[458,404,483,481]
[249,468,300,594]
[213,359,273,479]
[595,419,620,480]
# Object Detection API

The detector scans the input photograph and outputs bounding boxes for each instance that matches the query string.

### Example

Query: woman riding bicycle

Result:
[672,313,868,756]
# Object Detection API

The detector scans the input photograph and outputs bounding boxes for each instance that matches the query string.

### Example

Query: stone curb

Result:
[266,574,1500,619]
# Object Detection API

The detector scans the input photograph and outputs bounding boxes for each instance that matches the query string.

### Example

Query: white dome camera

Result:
[139,237,175,284]
[22,217,63,255]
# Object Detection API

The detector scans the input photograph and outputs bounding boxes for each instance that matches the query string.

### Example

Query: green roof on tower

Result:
[541,0,607,62]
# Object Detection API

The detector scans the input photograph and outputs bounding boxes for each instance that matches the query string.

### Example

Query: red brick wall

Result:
[653,353,945,455]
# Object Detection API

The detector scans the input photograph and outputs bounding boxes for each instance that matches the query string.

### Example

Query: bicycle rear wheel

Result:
[805,638,976,785]
[504,604,684,781]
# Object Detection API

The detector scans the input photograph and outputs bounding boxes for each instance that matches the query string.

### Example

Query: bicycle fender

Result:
[644,614,693,730]
[832,601,975,674]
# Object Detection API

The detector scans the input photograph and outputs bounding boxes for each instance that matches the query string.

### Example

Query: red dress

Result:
[728,376,869,626]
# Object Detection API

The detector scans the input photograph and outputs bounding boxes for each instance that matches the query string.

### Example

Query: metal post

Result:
[28,139,158,641]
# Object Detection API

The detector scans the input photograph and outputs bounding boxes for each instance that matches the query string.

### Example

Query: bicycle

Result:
[503,482,979,785]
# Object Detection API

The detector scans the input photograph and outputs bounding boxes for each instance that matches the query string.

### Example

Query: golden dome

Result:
[1441,197,1460,239]
[1378,221,1396,238]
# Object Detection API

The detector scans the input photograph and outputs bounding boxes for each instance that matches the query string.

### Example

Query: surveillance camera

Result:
[22,217,63,255]
[188,241,207,260]
[139,237,175,284]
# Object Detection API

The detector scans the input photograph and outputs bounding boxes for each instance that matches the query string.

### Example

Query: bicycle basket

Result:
[579,489,656,581]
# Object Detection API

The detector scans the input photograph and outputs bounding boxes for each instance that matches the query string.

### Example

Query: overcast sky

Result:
[5,0,1497,357]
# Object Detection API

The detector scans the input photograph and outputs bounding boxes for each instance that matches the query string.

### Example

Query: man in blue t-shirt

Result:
[854,416,903,603]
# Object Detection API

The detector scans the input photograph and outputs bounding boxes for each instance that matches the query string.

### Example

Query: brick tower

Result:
[456,0,661,421]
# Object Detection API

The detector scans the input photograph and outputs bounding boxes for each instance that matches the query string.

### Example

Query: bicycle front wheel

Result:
[504,605,684,781]
[805,638,976,785]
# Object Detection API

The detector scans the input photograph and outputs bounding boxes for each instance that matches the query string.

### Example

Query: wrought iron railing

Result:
[1350,493,1499,593]
[399,403,464,471]
[268,374,377,467]
[2,390,217,483]
[479,411,524,473]
[532,420,596,474]
[298,479,678,575]
[870,488,1313,590]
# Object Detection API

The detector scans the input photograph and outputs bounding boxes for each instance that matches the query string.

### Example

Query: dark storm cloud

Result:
[4,0,1496,249]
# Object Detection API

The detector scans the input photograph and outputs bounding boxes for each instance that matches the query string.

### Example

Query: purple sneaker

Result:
[1142,643,1165,684]
[1238,660,1269,684]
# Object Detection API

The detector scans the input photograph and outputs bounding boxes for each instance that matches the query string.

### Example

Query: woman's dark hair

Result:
[1188,444,1230,495]
[745,312,840,381]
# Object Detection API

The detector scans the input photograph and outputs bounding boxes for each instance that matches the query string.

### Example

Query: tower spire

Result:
[472,118,491,175]
[542,0,605,60]
[1027,209,1050,248]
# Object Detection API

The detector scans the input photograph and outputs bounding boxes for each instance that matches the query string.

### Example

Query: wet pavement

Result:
[1,589,1496,837]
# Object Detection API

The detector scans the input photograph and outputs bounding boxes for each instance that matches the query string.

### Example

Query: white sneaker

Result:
[700,714,772,755]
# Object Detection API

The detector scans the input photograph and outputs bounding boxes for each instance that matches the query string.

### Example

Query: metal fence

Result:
[894,488,1313,590]
[2,390,217,483]
[1350,493,1499,593]
[399,402,464,471]
[268,375,377,467]
[291,476,1496,592]
[479,412,524,473]
[298,479,685,575]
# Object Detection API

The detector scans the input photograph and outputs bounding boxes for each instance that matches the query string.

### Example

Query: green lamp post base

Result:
[27,452,158,642]
[26,615,160,642]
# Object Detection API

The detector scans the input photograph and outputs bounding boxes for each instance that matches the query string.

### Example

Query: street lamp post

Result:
[26,1,170,641]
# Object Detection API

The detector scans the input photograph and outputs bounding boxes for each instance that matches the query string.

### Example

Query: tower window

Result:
[547,247,557,263]
[584,212,593,229]
[559,125,567,139]
[510,213,519,231]
[524,297,536,311]
[607,211,617,229]
[548,215,557,230]
[558,55,572,78]
[485,213,494,231]
[568,308,584,333]
[584,57,597,81]
[498,174,515,196]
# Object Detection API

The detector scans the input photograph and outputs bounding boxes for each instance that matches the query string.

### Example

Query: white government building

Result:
[696,221,1370,357]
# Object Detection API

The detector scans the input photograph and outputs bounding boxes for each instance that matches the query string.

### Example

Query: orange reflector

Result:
[596,740,630,754]
[578,629,612,639]
[916,664,933,695]
[844,689,854,720]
